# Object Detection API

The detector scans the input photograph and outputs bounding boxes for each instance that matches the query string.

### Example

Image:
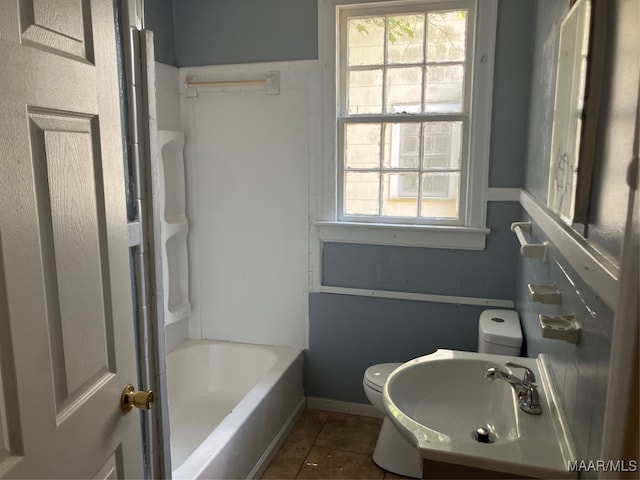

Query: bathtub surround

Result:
[154,63,181,131]
[153,62,187,352]
[180,61,315,348]
[153,60,316,351]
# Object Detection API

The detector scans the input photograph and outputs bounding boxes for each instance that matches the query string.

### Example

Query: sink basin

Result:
[383,350,576,478]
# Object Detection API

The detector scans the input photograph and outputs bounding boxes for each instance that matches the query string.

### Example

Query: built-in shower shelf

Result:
[164,219,189,239]
[157,130,190,326]
[166,299,191,325]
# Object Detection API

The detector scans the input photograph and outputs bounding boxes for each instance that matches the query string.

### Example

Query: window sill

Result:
[313,221,489,250]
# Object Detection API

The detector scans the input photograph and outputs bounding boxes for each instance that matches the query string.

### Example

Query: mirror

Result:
[547,0,591,225]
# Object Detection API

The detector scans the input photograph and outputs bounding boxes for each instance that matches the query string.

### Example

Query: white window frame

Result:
[315,0,497,250]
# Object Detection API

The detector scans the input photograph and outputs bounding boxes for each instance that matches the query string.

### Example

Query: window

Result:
[339,0,478,225]
[318,0,496,243]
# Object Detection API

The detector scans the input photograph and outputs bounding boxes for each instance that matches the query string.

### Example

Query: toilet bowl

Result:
[362,309,523,478]
[363,363,422,478]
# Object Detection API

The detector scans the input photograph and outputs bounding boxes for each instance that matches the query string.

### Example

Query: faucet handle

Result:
[505,361,536,383]
[520,384,543,415]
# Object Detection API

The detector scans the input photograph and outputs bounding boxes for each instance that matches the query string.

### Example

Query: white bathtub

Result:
[167,340,304,479]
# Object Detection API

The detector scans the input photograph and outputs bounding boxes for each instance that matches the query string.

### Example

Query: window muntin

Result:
[338,2,475,225]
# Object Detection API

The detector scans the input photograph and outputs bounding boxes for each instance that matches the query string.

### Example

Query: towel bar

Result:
[511,222,548,260]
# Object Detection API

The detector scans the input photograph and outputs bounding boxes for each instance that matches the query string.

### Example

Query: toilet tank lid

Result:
[479,309,522,347]
[364,363,402,390]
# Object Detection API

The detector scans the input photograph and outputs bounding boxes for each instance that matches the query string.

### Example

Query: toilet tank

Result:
[478,309,522,356]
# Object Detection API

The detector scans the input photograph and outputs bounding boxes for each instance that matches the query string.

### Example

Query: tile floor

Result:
[261,409,411,479]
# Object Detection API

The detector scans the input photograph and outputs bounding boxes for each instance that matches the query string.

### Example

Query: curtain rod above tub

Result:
[184,71,280,96]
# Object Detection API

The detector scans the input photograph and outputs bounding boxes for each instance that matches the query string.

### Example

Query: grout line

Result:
[294,410,330,479]
[293,442,313,480]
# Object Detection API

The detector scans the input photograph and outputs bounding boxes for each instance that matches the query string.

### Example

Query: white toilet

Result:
[362,309,523,478]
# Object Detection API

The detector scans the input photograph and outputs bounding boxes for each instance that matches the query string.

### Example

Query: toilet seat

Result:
[363,363,401,393]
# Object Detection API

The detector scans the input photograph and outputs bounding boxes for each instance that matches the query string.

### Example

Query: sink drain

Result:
[471,426,495,444]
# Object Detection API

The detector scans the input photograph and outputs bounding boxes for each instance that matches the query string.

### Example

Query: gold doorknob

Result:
[121,384,154,412]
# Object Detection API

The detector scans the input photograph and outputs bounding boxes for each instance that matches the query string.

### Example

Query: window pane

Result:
[424,65,464,113]
[387,14,424,65]
[383,123,420,169]
[421,172,460,218]
[385,67,422,113]
[426,10,467,63]
[383,173,418,217]
[348,69,383,114]
[422,121,462,168]
[344,171,380,215]
[348,16,385,66]
[345,123,381,169]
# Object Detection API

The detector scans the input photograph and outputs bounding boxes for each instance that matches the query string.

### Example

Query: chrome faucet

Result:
[485,364,542,415]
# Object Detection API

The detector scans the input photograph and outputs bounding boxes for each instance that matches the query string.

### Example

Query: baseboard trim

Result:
[305,396,383,418]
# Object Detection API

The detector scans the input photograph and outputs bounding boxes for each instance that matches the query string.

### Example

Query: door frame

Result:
[116,1,172,477]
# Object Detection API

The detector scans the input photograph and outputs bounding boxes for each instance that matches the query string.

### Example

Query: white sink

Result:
[383,350,576,478]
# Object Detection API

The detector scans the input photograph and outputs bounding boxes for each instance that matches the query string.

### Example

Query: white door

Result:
[0,1,144,478]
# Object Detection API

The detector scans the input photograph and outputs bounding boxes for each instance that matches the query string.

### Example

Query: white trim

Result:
[486,187,521,202]
[519,189,619,309]
[305,396,384,418]
[317,285,514,308]
[314,220,488,249]
[316,0,338,223]
[318,0,499,229]
[537,355,576,466]
[465,0,497,228]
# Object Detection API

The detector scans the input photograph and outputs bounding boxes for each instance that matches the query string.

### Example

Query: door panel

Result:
[29,112,114,417]
[0,1,143,478]
[19,0,93,61]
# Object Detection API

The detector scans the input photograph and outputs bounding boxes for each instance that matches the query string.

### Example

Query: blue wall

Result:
[308,202,523,403]
[489,0,534,187]
[322,204,523,300]
[307,295,488,403]
[516,224,614,464]
[145,0,177,66]
[145,0,318,67]
[172,0,318,67]
[306,0,534,403]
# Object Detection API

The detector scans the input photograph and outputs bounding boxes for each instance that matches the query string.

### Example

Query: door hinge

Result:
[128,220,142,247]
